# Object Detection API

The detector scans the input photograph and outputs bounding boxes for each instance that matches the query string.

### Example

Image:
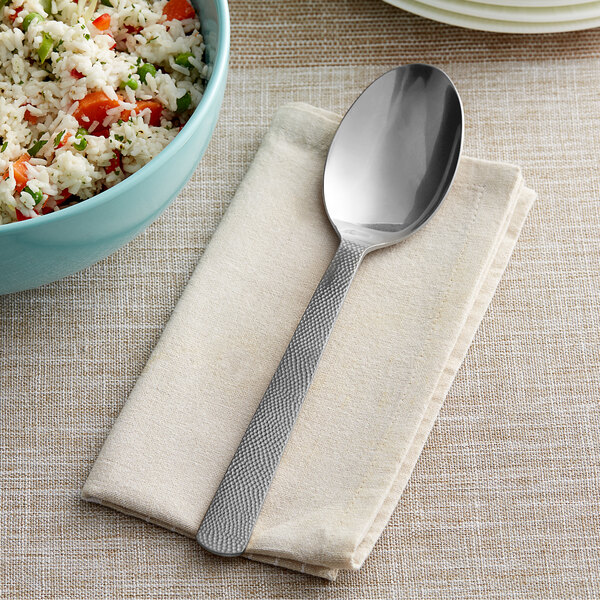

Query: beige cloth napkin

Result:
[82,102,536,580]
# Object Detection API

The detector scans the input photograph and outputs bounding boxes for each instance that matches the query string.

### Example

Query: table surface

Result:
[2,1,600,598]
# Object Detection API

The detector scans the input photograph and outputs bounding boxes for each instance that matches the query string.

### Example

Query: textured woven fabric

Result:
[228,0,600,66]
[81,102,534,580]
[2,19,600,600]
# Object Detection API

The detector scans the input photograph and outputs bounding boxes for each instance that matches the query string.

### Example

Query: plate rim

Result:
[383,0,600,32]
[419,0,600,23]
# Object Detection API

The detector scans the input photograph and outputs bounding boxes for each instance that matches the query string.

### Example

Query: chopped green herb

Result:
[174,52,193,68]
[22,12,44,31]
[119,77,138,90]
[55,39,64,49]
[114,134,124,142]
[137,62,156,83]
[1,141,7,153]
[0,0,9,9]
[84,33,90,40]
[37,32,54,63]
[146,36,158,43]
[100,0,113,6]
[23,186,43,205]
[53,130,65,147]
[40,0,51,14]
[27,139,47,157]
[175,91,191,113]
[73,138,87,151]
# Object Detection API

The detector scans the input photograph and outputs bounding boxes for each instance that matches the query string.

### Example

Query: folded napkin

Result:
[82,102,536,580]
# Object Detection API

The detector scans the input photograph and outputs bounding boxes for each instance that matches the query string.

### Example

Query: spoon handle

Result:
[196,238,368,557]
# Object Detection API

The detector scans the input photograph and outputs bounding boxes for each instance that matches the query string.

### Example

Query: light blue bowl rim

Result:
[0,0,230,235]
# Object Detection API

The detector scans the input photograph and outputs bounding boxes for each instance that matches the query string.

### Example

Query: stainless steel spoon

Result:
[197,64,464,557]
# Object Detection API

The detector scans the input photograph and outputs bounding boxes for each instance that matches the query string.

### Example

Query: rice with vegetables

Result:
[0,0,207,224]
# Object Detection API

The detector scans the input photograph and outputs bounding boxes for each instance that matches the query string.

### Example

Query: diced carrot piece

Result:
[24,109,38,124]
[55,189,72,205]
[56,132,72,149]
[40,189,71,214]
[12,154,31,193]
[9,7,23,22]
[3,153,31,194]
[92,13,111,31]
[136,101,163,126]
[105,151,121,174]
[122,100,163,126]
[70,69,84,79]
[72,91,120,128]
[16,209,32,221]
[162,0,195,21]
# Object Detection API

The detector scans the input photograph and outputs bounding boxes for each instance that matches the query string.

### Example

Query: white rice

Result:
[0,0,206,224]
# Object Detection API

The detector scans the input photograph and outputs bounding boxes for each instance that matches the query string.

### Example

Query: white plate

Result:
[422,0,600,22]
[474,0,597,6]
[383,0,600,32]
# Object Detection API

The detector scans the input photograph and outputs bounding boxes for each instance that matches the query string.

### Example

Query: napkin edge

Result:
[347,183,537,571]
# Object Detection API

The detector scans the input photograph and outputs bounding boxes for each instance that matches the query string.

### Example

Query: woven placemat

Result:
[228,0,600,66]
[2,60,599,598]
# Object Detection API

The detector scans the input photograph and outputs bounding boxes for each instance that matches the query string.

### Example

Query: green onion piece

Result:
[1,141,8,153]
[37,32,54,63]
[0,0,9,9]
[137,62,156,84]
[73,138,87,151]
[23,186,43,205]
[22,12,44,31]
[100,0,113,5]
[175,91,191,113]
[174,52,193,68]
[27,139,47,157]
[40,0,51,14]
[76,127,88,137]
[119,77,138,90]
[53,130,65,147]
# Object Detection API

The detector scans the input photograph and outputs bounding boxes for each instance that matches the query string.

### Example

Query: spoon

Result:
[197,64,464,557]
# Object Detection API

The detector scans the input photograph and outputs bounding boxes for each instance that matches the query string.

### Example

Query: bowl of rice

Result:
[0,0,228,294]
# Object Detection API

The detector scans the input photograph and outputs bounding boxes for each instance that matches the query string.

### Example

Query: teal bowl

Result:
[0,0,229,295]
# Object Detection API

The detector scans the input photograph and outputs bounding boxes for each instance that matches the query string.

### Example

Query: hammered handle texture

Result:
[196,238,367,557]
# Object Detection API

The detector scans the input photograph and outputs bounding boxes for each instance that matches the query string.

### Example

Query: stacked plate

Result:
[383,0,600,33]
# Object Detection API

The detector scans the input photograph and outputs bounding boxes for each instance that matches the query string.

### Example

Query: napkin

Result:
[82,102,536,580]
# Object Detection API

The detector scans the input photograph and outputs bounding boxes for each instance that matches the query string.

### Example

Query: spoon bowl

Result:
[197,65,464,558]
[324,64,463,249]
